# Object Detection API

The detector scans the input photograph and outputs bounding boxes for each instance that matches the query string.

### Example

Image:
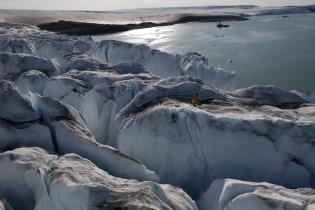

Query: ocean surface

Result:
[94,13,315,91]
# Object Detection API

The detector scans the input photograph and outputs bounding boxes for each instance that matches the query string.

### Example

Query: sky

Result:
[0,0,315,10]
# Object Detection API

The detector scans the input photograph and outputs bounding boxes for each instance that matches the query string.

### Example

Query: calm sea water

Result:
[94,13,315,91]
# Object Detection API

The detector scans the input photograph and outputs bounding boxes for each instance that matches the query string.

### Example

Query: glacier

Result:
[0,21,315,210]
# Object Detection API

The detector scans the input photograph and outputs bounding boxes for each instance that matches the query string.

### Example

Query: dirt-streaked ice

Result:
[198,179,315,210]
[0,147,197,210]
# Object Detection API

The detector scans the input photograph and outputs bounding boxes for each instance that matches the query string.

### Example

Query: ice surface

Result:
[116,92,315,197]
[0,80,158,182]
[15,70,49,94]
[63,53,110,72]
[0,37,35,55]
[0,147,197,210]
[292,90,315,103]
[91,40,236,90]
[0,52,58,80]
[198,179,315,210]
[0,195,12,210]
[232,85,307,107]
[13,53,315,199]
[0,80,39,122]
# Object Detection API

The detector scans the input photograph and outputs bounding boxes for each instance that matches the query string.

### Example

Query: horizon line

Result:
[0,3,314,13]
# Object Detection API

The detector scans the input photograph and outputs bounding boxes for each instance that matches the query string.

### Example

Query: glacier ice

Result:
[15,70,49,95]
[1,21,315,209]
[91,40,236,90]
[0,147,197,210]
[0,195,12,210]
[0,37,35,55]
[0,52,58,80]
[0,80,158,182]
[198,179,315,210]
[116,90,315,197]
[63,53,110,72]
[35,65,312,198]
[292,90,315,103]
[11,55,315,199]
[232,85,308,107]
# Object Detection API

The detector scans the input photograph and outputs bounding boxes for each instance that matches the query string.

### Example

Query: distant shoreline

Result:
[38,15,248,36]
